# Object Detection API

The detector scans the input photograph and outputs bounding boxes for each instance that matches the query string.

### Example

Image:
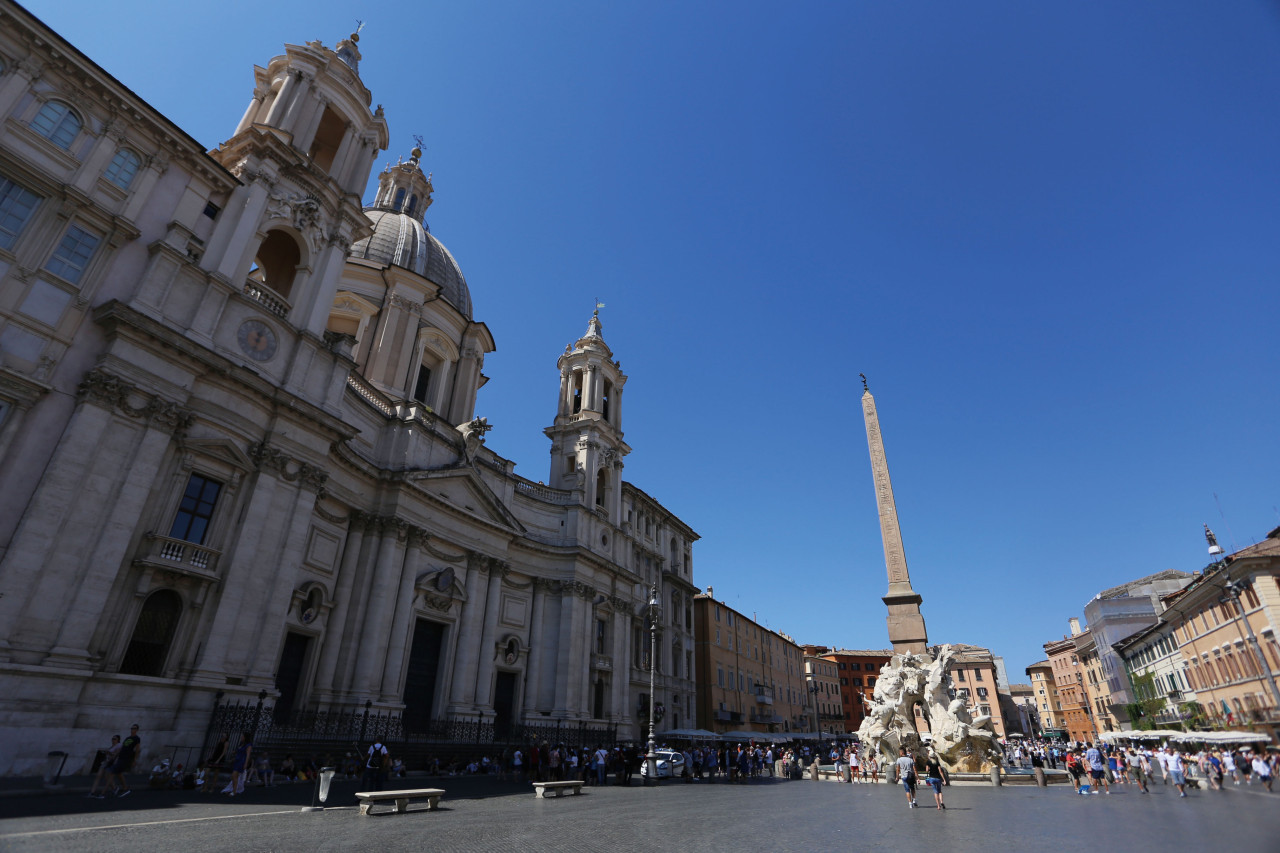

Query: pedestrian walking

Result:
[226,732,252,797]
[363,740,389,791]
[924,753,946,809]
[107,724,141,798]
[1167,749,1189,798]
[87,734,122,798]
[1251,754,1273,792]
[895,748,918,808]
[203,732,229,793]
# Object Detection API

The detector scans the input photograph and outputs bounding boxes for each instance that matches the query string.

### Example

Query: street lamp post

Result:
[646,585,660,783]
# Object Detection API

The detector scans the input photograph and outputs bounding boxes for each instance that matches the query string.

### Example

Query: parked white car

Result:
[639,749,687,778]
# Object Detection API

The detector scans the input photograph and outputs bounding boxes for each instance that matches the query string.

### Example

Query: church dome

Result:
[349,149,473,319]
[350,211,472,319]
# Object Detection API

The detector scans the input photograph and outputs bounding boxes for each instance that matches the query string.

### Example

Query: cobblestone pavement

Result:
[1,775,1277,852]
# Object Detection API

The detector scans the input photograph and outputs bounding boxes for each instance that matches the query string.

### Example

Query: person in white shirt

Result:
[1251,755,1273,792]
[1166,750,1188,798]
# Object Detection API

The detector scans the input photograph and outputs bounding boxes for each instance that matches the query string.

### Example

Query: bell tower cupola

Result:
[545,311,630,517]
[201,28,390,339]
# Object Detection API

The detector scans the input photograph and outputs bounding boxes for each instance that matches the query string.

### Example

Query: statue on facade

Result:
[857,644,1003,776]
[457,417,492,464]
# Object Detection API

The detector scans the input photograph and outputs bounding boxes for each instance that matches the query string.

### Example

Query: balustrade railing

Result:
[346,373,395,416]
[242,280,289,318]
[140,533,220,574]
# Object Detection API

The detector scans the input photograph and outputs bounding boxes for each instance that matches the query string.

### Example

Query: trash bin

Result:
[44,751,68,788]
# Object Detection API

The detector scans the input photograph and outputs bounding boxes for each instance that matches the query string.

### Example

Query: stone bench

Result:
[355,788,445,815]
[532,780,584,798]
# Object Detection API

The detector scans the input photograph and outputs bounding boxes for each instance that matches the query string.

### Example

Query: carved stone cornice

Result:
[466,551,509,576]
[388,293,423,315]
[312,503,348,526]
[248,440,330,492]
[421,537,467,564]
[77,368,194,435]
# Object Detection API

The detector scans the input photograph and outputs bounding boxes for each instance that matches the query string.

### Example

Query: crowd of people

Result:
[83,726,1276,804]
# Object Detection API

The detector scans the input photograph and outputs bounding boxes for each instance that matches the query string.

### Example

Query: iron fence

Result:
[200,697,619,771]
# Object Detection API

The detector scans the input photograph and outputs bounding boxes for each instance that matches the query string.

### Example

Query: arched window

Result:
[103,148,141,190]
[119,589,183,677]
[393,188,406,211]
[31,100,81,149]
[406,194,418,218]
[596,467,607,506]
[250,229,302,299]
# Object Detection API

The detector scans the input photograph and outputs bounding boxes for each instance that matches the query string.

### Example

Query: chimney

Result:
[706,585,714,598]
[1068,617,1081,636]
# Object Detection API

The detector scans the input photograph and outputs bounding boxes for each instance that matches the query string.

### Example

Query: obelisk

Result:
[860,376,928,654]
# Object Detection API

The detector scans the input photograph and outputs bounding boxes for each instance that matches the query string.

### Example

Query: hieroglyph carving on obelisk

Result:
[860,377,928,654]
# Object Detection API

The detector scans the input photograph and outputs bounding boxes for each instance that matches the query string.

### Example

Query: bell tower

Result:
[200,28,389,338]
[545,311,630,519]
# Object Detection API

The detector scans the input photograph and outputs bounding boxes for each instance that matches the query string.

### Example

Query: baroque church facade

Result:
[0,2,698,774]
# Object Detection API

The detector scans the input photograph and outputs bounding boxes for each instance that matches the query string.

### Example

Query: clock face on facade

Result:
[237,319,278,361]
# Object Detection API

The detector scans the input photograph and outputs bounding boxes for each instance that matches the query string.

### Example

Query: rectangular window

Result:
[717,667,724,687]
[974,669,984,681]
[0,178,41,251]
[957,669,966,682]
[413,365,432,404]
[45,224,101,284]
[851,663,860,671]
[168,473,222,544]
[595,619,606,655]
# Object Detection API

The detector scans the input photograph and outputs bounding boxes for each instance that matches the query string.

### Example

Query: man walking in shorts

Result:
[1084,743,1110,794]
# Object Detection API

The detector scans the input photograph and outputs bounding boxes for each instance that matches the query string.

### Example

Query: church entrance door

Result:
[403,619,445,728]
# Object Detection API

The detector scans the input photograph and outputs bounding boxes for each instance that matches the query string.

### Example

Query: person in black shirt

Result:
[109,724,141,798]
[924,753,946,809]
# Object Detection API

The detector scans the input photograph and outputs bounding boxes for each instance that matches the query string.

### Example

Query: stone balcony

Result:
[243,279,290,318]
[753,692,772,705]
[134,533,221,579]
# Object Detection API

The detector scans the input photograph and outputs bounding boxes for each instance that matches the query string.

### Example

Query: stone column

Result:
[294,95,328,156]
[586,364,599,411]
[263,69,301,126]
[351,518,408,698]
[523,579,547,715]
[44,410,184,665]
[196,472,281,676]
[280,73,314,133]
[248,474,324,678]
[446,555,486,712]
[0,396,116,655]
[235,92,266,135]
[558,370,570,417]
[380,530,425,700]
[210,180,272,283]
[552,588,576,715]
[473,562,508,710]
[328,122,357,181]
[313,512,369,701]
[610,603,628,723]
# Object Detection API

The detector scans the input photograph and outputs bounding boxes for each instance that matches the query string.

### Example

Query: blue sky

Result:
[29,0,1280,681]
